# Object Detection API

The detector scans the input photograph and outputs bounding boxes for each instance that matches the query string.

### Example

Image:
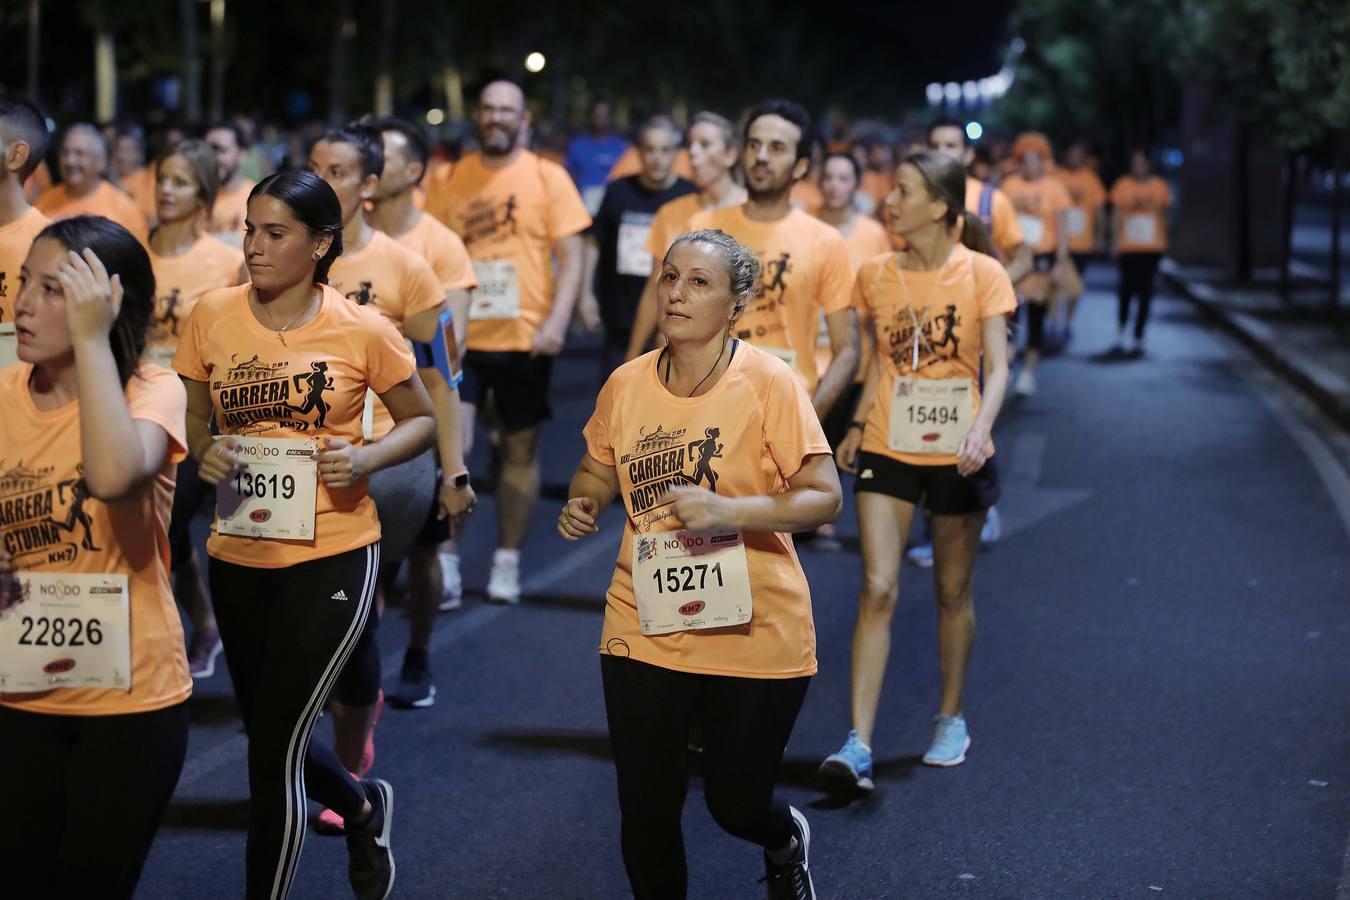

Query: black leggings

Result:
[601,655,810,900]
[168,453,213,570]
[0,701,189,900]
[1118,252,1162,339]
[209,543,380,900]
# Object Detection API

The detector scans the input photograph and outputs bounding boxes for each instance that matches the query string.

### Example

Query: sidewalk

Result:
[1161,259,1350,429]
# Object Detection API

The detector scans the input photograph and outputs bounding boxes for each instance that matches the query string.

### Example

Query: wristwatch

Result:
[447,470,470,489]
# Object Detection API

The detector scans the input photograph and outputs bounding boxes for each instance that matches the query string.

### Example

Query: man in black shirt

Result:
[580,116,697,378]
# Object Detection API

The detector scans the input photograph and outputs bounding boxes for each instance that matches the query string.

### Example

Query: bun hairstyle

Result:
[666,228,763,320]
[37,216,154,386]
[902,150,996,258]
[247,170,344,284]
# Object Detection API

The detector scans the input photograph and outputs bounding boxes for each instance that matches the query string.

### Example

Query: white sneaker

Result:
[438,553,462,611]
[1014,369,1037,396]
[486,548,521,605]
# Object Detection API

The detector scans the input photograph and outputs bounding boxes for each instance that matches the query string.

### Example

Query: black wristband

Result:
[847,421,865,432]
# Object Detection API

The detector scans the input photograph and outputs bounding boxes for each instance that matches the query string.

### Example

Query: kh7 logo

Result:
[44,658,76,674]
[678,601,706,616]
[249,509,272,523]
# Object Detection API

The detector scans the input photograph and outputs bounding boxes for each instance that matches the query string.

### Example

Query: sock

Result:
[404,647,428,670]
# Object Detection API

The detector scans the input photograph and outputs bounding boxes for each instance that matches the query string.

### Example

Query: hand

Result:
[577,292,601,333]
[660,485,739,531]
[198,436,242,485]
[438,480,476,537]
[558,497,600,540]
[315,437,370,489]
[0,546,25,613]
[955,424,992,477]
[531,318,568,357]
[835,428,863,474]
[1051,257,1071,289]
[56,248,122,345]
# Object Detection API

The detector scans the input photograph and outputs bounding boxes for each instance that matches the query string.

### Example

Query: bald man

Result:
[424,80,592,604]
[36,123,149,245]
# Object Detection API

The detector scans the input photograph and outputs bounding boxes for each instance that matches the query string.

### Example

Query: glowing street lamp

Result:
[525,52,546,73]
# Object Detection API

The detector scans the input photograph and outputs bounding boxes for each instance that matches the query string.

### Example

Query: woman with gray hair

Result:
[561,228,840,900]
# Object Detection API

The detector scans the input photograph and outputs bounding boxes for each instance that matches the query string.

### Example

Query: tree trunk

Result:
[179,0,201,122]
[443,66,464,122]
[26,0,40,100]
[1235,125,1252,282]
[328,0,353,126]
[209,0,226,123]
[373,0,395,117]
[1278,150,1295,305]
[94,28,116,122]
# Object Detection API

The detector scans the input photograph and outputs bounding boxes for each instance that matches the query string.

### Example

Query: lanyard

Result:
[892,249,954,372]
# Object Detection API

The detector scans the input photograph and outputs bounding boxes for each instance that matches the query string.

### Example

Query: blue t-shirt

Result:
[566,134,630,191]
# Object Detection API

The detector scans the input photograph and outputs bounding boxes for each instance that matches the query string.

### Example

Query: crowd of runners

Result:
[0,83,1172,899]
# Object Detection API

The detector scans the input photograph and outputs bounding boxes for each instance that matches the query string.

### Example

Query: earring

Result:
[313,251,322,260]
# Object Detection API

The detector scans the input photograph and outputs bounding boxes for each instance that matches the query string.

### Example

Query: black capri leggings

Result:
[0,700,190,900]
[601,655,810,900]
[209,542,380,900]
[1118,251,1163,339]
[168,453,213,570]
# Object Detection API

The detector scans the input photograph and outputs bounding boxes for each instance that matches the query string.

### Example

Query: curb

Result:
[1163,273,1350,431]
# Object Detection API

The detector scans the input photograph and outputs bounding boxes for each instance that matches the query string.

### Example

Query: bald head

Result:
[475,80,528,158]
[60,124,108,193]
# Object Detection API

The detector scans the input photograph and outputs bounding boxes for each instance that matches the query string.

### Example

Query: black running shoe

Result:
[762,806,816,900]
[388,657,436,709]
[346,779,395,900]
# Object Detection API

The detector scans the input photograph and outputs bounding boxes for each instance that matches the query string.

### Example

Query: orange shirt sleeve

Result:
[973,254,1019,319]
[543,162,594,242]
[759,361,832,481]
[366,310,418,393]
[129,366,189,464]
[583,375,618,467]
[402,252,447,320]
[431,226,477,291]
[818,236,855,316]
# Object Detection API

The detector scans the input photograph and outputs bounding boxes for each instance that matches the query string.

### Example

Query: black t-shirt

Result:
[591,174,697,331]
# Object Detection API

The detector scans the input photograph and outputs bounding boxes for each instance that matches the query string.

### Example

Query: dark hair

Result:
[317,122,385,179]
[374,116,430,177]
[902,150,994,256]
[0,94,51,180]
[113,122,145,146]
[927,116,967,148]
[156,138,221,215]
[36,217,154,386]
[205,121,247,150]
[743,98,815,164]
[822,151,862,185]
[248,171,344,284]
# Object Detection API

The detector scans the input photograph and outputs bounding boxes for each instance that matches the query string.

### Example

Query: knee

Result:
[703,787,766,841]
[858,575,899,618]
[934,577,972,616]
[500,431,539,466]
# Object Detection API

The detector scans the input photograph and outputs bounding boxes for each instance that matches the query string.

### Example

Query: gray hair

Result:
[666,228,763,315]
[689,111,738,153]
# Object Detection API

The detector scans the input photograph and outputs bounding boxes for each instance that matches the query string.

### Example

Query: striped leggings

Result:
[209,542,380,900]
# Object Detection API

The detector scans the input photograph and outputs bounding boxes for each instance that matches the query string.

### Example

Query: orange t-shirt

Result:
[118,166,158,225]
[425,150,592,352]
[23,160,53,204]
[860,170,895,209]
[815,213,892,380]
[0,207,52,323]
[853,244,1018,466]
[790,177,824,215]
[173,284,417,568]
[391,212,478,293]
[683,205,854,394]
[1110,175,1172,254]
[606,146,695,183]
[0,363,191,716]
[36,181,151,246]
[146,235,245,366]
[1000,174,1074,255]
[965,177,1024,259]
[644,192,707,262]
[209,178,257,241]
[1052,167,1107,253]
[583,343,829,678]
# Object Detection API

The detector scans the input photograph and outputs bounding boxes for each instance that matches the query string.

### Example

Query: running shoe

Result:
[347,779,395,900]
[818,730,874,792]
[905,543,934,568]
[980,505,1002,547]
[486,548,521,604]
[1014,369,1037,396]
[762,806,815,900]
[923,714,971,767]
[388,654,436,709]
[187,627,223,679]
[438,552,462,611]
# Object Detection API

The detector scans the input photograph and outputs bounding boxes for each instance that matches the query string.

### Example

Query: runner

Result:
[562,228,839,899]
[367,115,479,708]
[927,118,1029,280]
[859,140,897,217]
[624,110,746,360]
[146,138,246,680]
[0,95,52,366]
[206,122,258,245]
[566,99,630,216]
[425,79,592,604]
[175,170,436,898]
[1000,134,1072,396]
[1110,149,1172,356]
[582,115,697,377]
[682,99,859,420]
[112,123,157,226]
[819,150,1014,790]
[37,124,150,245]
[1,216,191,899]
[1051,141,1107,341]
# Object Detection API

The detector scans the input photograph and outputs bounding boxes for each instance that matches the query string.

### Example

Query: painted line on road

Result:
[177,529,621,790]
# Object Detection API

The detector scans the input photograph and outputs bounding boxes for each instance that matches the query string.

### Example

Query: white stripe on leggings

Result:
[269,542,380,900]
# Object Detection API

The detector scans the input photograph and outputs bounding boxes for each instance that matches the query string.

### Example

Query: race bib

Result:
[888,377,974,455]
[215,436,318,540]
[760,344,799,372]
[1017,213,1046,248]
[1124,214,1157,245]
[632,529,753,636]
[0,323,16,368]
[1065,207,1088,238]
[582,185,606,217]
[0,573,131,693]
[616,222,654,277]
[469,259,521,320]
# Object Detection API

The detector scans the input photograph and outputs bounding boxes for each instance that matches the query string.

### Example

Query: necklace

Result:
[256,290,318,346]
[662,338,729,398]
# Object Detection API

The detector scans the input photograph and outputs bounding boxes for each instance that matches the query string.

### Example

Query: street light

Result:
[966,122,983,142]
[426,109,445,126]
[525,52,546,73]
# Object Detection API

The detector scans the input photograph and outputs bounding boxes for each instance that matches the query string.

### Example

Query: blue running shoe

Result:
[923,715,971,767]
[905,543,934,568]
[819,730,874,792]
[980,506,1002,547]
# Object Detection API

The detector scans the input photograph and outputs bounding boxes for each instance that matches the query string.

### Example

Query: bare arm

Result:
[834,315,881,474]
[363,375,437,473]
[663,453,841,534]
[811,308,859,419]
[446,288,471,361]
[420,365,474,526]
[75,341,170,500]
[1004,243,1033,284]
[558,451,622,540]
[403,301,445,344]
[578,236,601,330]
[533,232,585,355]
[955,313,1010,477]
